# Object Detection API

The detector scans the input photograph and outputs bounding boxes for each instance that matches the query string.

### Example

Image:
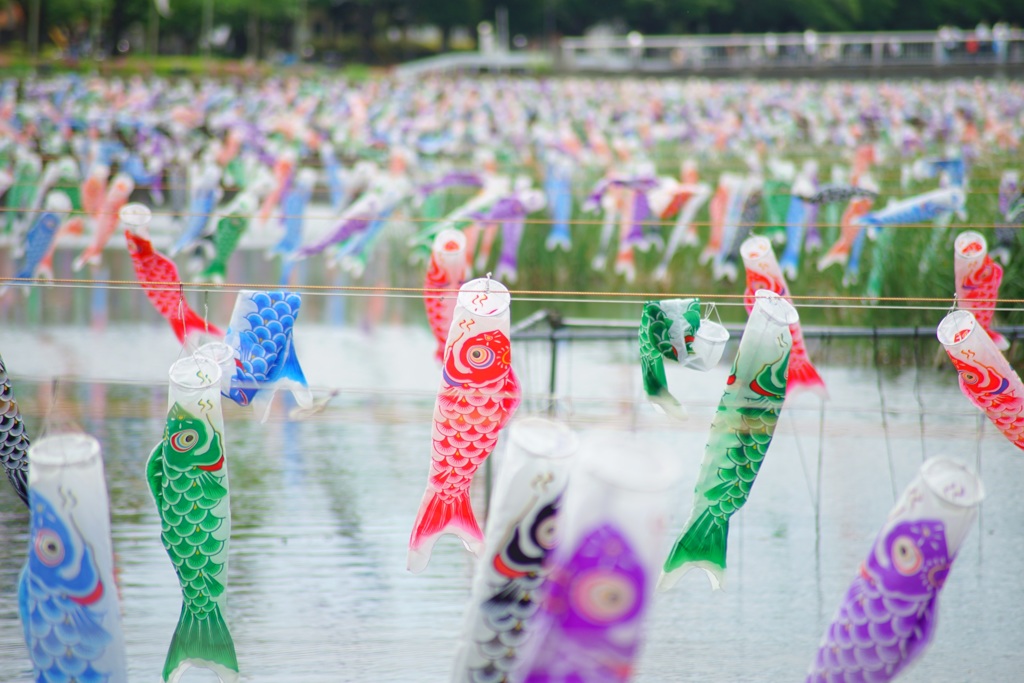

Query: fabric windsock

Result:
[806,457,983,682]
[452,416,579,683]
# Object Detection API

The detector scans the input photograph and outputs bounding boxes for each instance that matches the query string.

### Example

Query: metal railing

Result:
[393,50,553,79]
[559,29,1024,73]
[510,309,1024,413]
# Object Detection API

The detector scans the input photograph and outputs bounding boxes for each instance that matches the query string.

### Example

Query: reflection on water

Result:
[0,325,1022,682]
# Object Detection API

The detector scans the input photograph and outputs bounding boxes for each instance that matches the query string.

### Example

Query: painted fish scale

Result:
[0,354,29,506]
[20,492,117,682]
[961,254,1002,332]
[409,288,521,573]
[158,474,225,614]
[149,411,229,624]
[203,215,247,281]
[661,344,789,589]
[16,212,61,278]
[429,383,508,504]
[22,573,112,682]
[138,253,180,314]
[638,299,702,413]
[807,516,956,683]
[808,577,937,681]
[229,292,304,403]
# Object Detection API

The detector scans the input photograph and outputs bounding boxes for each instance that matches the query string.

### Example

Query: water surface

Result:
[0,325,1020,682]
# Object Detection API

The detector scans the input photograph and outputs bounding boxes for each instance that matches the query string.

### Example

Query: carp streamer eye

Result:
[35,530,65,567]
[170,429,199,452]
[892,535,924,575]
[570,570,638,625]
[535,516,559,550]
[958,367,979,385]
[466,344,495,369]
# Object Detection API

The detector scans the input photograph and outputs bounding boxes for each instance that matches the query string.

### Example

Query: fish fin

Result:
[278,258,296,285]
[64,218,85,236]
[660,508,727,591]
[816,243,848,272]
[162,603,238,683]
[145,441,165,507]
[7,464,29,507]
[275,340,311,409]
[72,246,100,272]
[785,353,829,400]
[36,257,54,280]
[989,330,1010,351]
[287,390,338,420]
[545,232,571,251]
[407,487,483,574]
[494,261,518,284]
[249,389,276,424]
[779,256,798,282]
[175,306,225,346]
[201,261,227,284]
[13,261,34,280]
[497,370,521,430]
[203,573,226,599]
[648,391,688,421]
[480,581,521,614]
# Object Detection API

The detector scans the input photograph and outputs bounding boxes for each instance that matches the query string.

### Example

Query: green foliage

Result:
[8,0,1024,64]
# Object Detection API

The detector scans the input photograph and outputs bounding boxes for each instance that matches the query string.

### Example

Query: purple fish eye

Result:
[891,535,924,575]
[34,530,65,567]
[570,569,638,625]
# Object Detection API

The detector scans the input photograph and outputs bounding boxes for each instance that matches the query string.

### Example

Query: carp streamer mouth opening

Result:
[936,309,976,347]
[168,355,222,392]
[753,289,799,327]
[509,417,579,462]
[921,458,985,509]
[28,434,101,469]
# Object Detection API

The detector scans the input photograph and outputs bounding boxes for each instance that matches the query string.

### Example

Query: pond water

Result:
[0,324,1021,682]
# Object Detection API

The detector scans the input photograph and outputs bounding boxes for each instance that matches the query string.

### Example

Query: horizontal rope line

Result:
[1,181,1017,196]
[0,204,1019,230]
[0,276,1018,312]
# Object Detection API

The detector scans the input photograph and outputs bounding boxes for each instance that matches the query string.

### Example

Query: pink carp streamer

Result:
[74,173,134,271]
[954,231,1008,350]
[408,278,521,573]
[938,309,1024,451]
[423,230,468,362]
[740,235,828,399]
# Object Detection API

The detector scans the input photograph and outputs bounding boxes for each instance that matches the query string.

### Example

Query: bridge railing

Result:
[559,29,1024,73]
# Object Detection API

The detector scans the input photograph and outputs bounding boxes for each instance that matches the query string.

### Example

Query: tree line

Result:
[3,0,1023,64]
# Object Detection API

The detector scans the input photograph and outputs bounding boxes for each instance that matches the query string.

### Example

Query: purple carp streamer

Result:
[806,458,983,683]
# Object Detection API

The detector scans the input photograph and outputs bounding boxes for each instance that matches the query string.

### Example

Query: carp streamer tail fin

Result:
[163,603,238,683]
[659,508,728,592]
[786,351,828,400]
[407,487,483,574]
[173,305,224,345]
